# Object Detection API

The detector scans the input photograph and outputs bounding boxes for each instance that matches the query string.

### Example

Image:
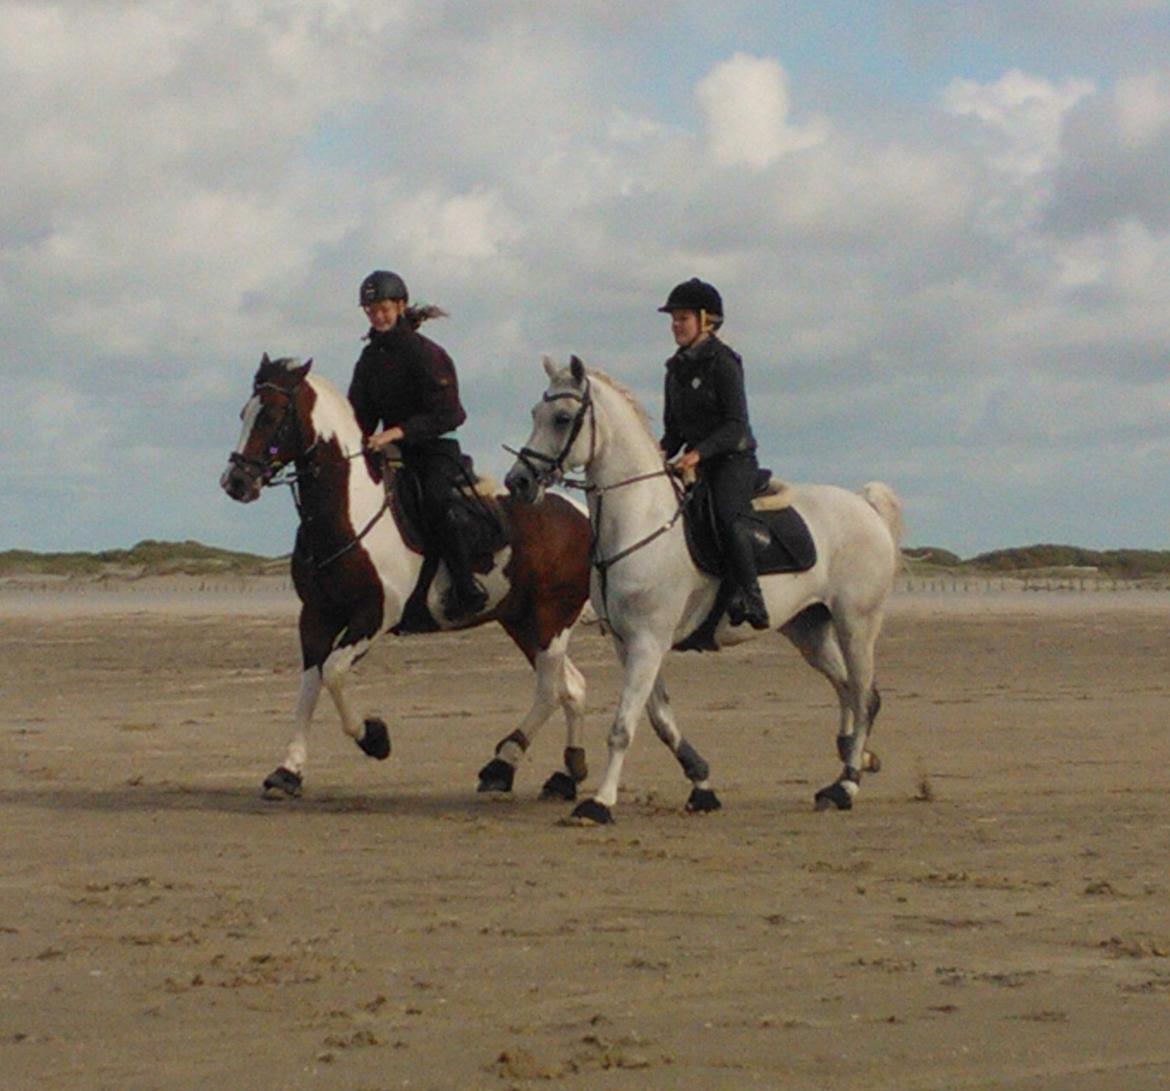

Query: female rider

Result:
[658,278,770,630]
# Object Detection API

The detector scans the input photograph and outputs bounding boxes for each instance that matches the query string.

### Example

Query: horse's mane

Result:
[583,367,659,449]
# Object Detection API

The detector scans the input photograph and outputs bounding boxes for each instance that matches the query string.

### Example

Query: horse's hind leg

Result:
[478,627,588,798]
[646,674,721,814]
[781,604,881,811]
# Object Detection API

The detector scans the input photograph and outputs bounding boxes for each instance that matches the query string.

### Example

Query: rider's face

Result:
[363,299,406,332]
[669,309,703,348]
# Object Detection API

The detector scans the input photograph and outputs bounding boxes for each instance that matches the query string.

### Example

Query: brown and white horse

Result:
[220,354,592,800]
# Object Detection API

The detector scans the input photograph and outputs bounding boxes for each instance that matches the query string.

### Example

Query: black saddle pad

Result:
[682,477,816,578]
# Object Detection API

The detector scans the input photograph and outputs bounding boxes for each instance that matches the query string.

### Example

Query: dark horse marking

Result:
[221,355,592,800]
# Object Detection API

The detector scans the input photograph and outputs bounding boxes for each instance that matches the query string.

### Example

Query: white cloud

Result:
[695,53,826,169]
[941,69,1095,181]
[1114,70,1170,147]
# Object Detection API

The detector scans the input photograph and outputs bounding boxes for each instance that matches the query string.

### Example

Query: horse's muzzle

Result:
[505,462,546,505]
[220,459,262,503]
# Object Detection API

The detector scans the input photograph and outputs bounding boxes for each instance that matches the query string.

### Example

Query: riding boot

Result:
[724,519,771,631]
[440,508,489,620]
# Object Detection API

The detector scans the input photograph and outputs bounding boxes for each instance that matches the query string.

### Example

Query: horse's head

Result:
[220,354,315,503]
[505,355,594,505]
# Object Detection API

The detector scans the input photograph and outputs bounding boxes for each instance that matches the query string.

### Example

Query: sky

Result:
[2,0,1168,559]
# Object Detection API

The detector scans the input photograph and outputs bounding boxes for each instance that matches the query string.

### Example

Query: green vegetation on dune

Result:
[0,540,285,578]
[906,544,1170,579]
[3,540,1169,580]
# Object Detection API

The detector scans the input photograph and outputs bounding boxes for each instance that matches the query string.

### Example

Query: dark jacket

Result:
[660,336,756,463]
[348,320,466,449]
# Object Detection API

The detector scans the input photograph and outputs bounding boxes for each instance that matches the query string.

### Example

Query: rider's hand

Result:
[673,449,700,472]
[366,427,405,452]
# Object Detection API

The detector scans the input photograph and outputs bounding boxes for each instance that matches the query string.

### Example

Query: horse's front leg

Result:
[646,674,721,814]
[261,667,323,799]
[321,634,391,762]
[569,632,665,826]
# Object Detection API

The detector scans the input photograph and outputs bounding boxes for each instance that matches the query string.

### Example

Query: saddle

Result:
[682,468,817,578]
[674,469,816,654]
[380,450,510,632]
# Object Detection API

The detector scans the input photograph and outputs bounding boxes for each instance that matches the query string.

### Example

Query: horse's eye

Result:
[553,411,573,428]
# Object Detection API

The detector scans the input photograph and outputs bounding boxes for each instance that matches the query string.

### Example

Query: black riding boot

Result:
[724,519,771,631]
[440,508,489,620]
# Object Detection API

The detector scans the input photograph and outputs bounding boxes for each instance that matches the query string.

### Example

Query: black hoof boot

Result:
[564,799,614,826]
[477,757,515,793]
[356,717,391,760]
[262,766,303,799]
[686,786,723,813]
[814,781,855,811]
[540,771,578,801]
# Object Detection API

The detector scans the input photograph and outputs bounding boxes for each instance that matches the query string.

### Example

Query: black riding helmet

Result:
[657,277,723,322]
[360,270,409,306]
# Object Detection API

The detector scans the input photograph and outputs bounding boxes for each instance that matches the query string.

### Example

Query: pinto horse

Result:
[505,356,903,824]
[220,354,592,800]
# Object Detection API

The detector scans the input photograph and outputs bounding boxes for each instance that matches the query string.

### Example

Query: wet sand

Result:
[1,582,1168,1089]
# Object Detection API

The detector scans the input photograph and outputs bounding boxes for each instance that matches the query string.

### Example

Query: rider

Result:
[658,277,770,631]
[348,270,489,621]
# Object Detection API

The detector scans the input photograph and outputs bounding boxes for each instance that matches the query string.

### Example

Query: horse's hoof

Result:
[262,766,303,799]
[685,787,722,814]
[539,771,578,802]
[562,799,614,826]
[477,757,515,793]
[862,750,881,774]
[356,718,391,760]
[814,782,854,811]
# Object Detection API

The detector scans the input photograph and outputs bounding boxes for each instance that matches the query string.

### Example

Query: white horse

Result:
[221,355,593,801]
[505,356,903,824]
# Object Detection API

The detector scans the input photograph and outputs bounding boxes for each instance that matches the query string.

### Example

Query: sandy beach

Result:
[1,579,1168,1090]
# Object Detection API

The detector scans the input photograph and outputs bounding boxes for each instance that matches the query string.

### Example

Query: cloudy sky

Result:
[3,1,1168,558]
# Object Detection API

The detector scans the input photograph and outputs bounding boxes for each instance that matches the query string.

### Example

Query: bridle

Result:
[507,375,686,595]
[504,377,596,491]
[228,380,318,488]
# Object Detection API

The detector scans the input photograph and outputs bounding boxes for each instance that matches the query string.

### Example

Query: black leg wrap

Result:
[568,799,614,825]
[477,757,515,793]
[836,734,852,763]
[676,739,710,784]
[356,717,391,760]
[686,786,722,814]
[262,766,303,799]
[564,746,588,783]
[539,771,578,801]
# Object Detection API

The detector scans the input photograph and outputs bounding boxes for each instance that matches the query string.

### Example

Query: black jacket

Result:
[660,336,756,463]
[348,320,466,449]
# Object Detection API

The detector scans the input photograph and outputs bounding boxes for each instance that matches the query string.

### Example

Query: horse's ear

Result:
[570,355,586,383]
[301,357,313,375]
[542,355,558,379]
[260,352,271,366]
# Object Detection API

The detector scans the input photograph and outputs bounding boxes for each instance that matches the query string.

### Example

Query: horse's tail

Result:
[859,481,904,549]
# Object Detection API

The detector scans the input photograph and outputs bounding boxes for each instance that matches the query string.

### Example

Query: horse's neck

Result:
[588,382,678,531]
[304,380,385,520]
